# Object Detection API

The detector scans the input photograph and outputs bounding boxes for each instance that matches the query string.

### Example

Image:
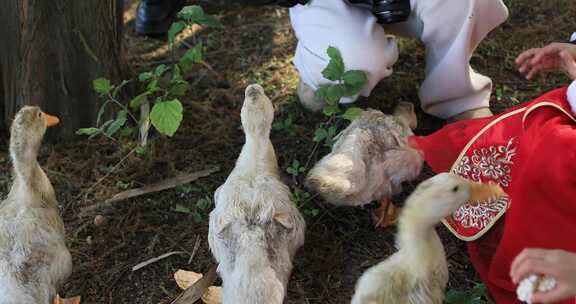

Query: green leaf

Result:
[150,99,183,137]
[321,46,345,81]
[76,127,100,136]
[313,128,328,142]
[341,107,363,121]
[138,72,153,82]
[305,208,320,217]
[129,92,151,109]
[342,70,368,96]
[93,78,112,95]
[179,42,203,73]
[192,211,204,223]
[154,64,169,77]
[105,110,128,137]
[135,146,146,155]
[168,21,186,44]
[172,204,192,214]
[147,79,159,91]
[120,126,135,137]
[322,103,341,116]
[112,80,130,99]
[315,85,329,101]
[178,5,223,28]
[325,84,345,103]
[172,65,183,82]
[197,197,211,210]
[96,101,110,126]
[169,81,190,97]
[324,125,339,147]
[100,119,114,131]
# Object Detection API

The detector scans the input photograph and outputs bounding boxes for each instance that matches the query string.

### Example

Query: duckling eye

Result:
[452,186,459,192]
[37,111,42,118]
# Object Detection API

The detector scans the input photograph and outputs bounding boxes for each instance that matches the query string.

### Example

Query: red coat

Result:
[410,87,576,303]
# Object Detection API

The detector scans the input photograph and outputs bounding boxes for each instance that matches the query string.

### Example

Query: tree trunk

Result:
[0,0,124,139]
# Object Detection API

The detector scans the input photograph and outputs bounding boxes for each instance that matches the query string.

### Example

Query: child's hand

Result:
[515,43,576,80]
[511,248,576,303]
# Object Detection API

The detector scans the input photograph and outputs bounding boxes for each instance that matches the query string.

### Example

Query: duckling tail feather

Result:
[224,228,285,304]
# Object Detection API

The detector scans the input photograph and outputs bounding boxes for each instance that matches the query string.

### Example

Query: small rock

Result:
[94,214,107,227]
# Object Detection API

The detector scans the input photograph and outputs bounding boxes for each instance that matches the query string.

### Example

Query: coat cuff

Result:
[568,80,576,115]
[570,32,576,44]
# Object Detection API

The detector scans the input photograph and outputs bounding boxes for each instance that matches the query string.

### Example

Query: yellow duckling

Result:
[351,173,504,304]
[0,107,72,304]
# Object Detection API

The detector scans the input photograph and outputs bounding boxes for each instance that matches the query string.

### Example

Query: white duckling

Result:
[0,106,72,304]
[208,84,306,304]
[351,173,504,304]
[306,102,422,228]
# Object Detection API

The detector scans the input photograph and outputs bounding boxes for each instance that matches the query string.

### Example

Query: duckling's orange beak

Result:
[44,113,60,127]
[468,181,505,203]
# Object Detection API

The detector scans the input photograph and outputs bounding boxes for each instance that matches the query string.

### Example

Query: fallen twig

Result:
[79,147,138,202]
[132,251,187,272]
[171,265,218,304]
[79,166,220,215]
[188,235,201,264]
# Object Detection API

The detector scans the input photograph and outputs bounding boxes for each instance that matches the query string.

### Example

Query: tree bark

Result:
[0,0,124,139]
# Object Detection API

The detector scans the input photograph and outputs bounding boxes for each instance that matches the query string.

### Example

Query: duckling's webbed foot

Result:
[373,198,401,229]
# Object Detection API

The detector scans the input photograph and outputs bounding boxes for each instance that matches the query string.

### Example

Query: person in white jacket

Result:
[289,0,509,120]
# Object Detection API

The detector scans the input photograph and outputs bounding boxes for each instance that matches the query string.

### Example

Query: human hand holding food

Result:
[511,248,576,303]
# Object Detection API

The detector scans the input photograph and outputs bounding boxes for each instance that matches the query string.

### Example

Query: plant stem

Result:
[106,94,139,124]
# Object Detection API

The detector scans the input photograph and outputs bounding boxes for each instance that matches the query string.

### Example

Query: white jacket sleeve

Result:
[568,80,576,115]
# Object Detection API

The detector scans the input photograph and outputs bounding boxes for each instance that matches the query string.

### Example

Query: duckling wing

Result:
[382,146,424,194]
[254,176,305,257]
[208,184,235,267]
[0,204,71,302]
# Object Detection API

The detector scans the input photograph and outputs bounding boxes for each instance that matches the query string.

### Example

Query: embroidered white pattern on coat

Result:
[451,138,516,229]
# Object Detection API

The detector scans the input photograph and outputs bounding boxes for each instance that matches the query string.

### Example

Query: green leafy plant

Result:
[286,159,306,178]
[279,46,368,218]
[313,46,368,148]
[78,5,222,144]
[172,195,213,223]
[272,113,297,136]
[445,283,495,304]
[291,187,319,217]
[315,46,367,119]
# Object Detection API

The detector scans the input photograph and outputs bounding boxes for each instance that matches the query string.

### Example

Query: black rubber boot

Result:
[135,0,182,36]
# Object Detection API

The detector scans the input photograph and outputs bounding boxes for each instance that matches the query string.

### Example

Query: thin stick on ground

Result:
[132,251,188,272]
[79,166,220,215]
[188,235,201,264]
[79,147,138,201]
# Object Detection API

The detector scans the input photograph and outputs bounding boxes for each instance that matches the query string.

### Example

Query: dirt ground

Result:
[0,0,574,303]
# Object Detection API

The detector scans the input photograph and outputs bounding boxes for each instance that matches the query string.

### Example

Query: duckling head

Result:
[393,101,417,130]
[241,84,274,137]
[403,173,504,225]
[9,106,59,166]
